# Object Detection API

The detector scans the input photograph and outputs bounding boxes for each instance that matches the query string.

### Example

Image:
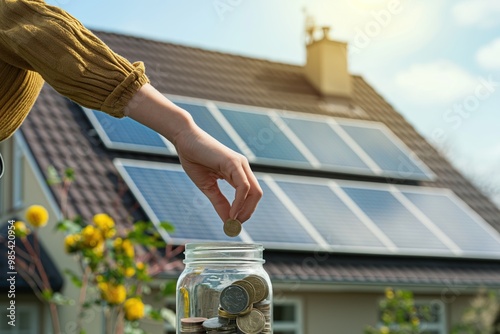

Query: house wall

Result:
[137,282,479,334]
[0,136,104,334]
[0,139,14,212]
[276,288,478,334]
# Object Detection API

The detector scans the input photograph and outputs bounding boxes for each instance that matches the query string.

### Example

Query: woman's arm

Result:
[125,84,263,223]
[0,0,262,222]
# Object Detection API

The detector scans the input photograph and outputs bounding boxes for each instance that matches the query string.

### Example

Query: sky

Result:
[46,0,500,206]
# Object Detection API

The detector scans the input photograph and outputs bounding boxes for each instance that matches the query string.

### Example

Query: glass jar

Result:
[176,242,273,333]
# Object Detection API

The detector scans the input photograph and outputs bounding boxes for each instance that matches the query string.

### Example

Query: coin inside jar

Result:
[202,316,230,330]
[223,218,242,237]
[242,274,268,303]
[181,317,207,333]
[220,285,249,314]
[236,308,266,334]
[232,279,256,304]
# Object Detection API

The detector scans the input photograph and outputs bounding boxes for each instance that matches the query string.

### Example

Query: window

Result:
[12,139,23,209]
[0,304,39,334]
[377,299,446,334]
[273,298,303,334]
[416,300,446,334]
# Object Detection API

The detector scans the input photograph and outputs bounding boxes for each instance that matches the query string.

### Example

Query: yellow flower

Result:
[122,239,134,258]
[64,233,81,253]
[98,282,126,305]
[114,238,135,258]
[385,288,394,300]
[92,241,105,257]
[81,225,104,249]
[93,213,116,238]
[380,326,390,334]
[411,317,420,326]
[124,298,145,321]
[14,221,30,238]
[25,205,49,228]
[124,267,135,277]
[136,262,145,271]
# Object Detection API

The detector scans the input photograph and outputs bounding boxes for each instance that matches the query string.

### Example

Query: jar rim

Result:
[185,242,264,251]
[184,242,265,264]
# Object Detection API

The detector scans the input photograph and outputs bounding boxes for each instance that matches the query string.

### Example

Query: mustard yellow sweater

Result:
[0,0,149,141]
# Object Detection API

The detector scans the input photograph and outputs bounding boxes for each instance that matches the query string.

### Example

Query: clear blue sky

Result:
[47,0,500,205]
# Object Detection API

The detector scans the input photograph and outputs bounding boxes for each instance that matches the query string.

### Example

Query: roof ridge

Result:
[91,29,367,77]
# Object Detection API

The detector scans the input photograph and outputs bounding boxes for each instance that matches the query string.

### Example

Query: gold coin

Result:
[236,309,266,334]
[223,218,242,237]
[242,275,268,303]
[218,307,238,319]
[233,280,256,304]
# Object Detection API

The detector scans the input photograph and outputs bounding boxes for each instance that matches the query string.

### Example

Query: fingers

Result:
[228,158,263,223]
[199,181,232,223]
[199,159,262,224]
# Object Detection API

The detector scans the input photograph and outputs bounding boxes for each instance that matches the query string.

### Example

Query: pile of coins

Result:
[182,274,271,333]
[180,317,207,333]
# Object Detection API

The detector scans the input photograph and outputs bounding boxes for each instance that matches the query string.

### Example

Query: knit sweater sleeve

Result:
[0,0,149,117]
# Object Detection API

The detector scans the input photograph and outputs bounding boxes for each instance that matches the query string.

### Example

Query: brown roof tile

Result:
[260,252,500,287]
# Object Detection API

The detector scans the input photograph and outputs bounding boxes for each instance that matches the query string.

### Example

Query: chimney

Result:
[304,25,352,98]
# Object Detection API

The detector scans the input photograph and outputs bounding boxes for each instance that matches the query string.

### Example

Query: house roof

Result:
[263,252,500,287]
[20,30,500,287]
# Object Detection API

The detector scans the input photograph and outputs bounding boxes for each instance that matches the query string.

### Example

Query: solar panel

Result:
[115,160,318,249]
[212,179,320,249]
[402,190,500,255]
[339,123,433,181]
[174,101,242,154]
[280,116,374,175]
[84,108,174,155]
[115,159,500,259]
[218,107,312,168]
[275,180,387,251]
[341,186,450,253]
[86,96,435,181]
[117,163,242,243]
[238,180,318,248]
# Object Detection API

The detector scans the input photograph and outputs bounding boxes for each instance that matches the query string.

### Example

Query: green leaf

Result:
[42,289,53,301]
[46,165,61,186]
[159,221,175,233]
[64,269,83,288]
[50,292,74,305]
[72,215,87,227]
[82,301,93,309]
[148,309,163,321]
[54,219,82,233]
[161,280,176,297]
[132,221,149,233]
[64,167,75,182]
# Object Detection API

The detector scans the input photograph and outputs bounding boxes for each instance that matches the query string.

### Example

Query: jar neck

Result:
[183,242,265,264]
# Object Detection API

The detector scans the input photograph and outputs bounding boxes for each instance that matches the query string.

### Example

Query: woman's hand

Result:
[126,84,262,223]
[173,125,262,223]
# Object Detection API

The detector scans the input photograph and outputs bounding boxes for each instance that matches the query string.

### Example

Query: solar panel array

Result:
[84,108,176,155]
[85,97,435,181]
[115,159,500,259]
